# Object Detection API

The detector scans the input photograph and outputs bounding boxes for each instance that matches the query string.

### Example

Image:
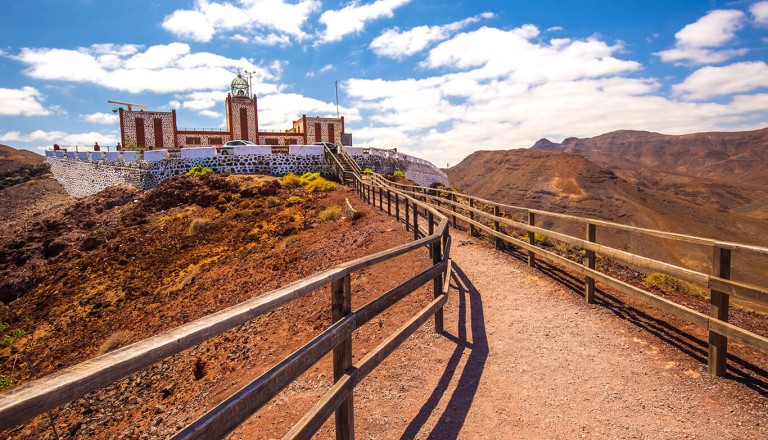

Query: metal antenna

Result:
[335,80,340,118]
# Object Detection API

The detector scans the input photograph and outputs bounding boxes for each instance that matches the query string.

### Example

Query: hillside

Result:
[0,174,435,438]
[530,128,768,218]
[445,148,768,285]
[0,144,48,190]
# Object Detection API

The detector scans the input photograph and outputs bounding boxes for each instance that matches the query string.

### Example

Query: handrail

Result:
[380,177,768,378]
[339,145,363,175]
[323,145,347,183]
[383,180,768,257]
[0,171,451,439]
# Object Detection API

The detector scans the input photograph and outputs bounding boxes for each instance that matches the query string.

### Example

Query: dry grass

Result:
[645,273,703,297]
[188,218,210,234]
[318,205,343,222]
[97,331,132,355]
[280,173,302,187]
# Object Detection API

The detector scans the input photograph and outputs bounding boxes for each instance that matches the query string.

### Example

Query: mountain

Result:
[446,147,768,287]
[529,128,768,218]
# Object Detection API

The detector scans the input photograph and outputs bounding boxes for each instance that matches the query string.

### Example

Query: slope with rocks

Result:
[446,148,768,288]
[0,173,438,438]
[0,144,49,190]
[531,128,768,217]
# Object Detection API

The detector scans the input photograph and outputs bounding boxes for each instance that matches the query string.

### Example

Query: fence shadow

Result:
[401,263,488,439]
[502,245,768,397]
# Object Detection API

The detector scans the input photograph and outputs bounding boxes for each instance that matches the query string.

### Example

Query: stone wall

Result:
[48,146,448,198]
[47,157,156,198]
[349,148,449,187]
[48,152,333,198]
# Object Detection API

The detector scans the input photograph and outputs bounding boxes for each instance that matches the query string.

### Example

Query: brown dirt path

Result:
[350,230,767,439]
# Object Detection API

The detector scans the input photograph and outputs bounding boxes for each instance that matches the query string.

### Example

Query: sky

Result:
[1,0,767,166]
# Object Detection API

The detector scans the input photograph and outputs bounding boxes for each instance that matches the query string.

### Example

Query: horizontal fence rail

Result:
[0,173,451,439]
[374,175,768,378]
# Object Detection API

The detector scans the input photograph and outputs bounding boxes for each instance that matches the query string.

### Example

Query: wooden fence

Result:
[374,175,768,378]
[0,174,451,439]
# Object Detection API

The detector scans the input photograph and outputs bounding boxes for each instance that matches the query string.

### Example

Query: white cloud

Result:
[252,33,292,46]
[752,1,768,25]
[675,9,745,47]
[0,129,118,147]
[673,61,768,100]
[343,24,768,166]
[162,0,320,44]
[319,64,334,73]
[655,47,748,65]
[655,9,747,65]
[370,12,494,59]
[81,112,119,125]
[420,26,640,82]
[14,43,276,94]
[198,110,222,118]
[0,86,51,116]
[319,0,411,43]
[257,92,360,129]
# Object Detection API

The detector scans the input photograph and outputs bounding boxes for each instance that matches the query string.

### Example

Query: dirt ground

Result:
[336,230,768,439]
[2,175,767,439]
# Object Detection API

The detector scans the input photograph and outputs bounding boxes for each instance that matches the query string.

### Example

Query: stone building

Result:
[118,74,350,149]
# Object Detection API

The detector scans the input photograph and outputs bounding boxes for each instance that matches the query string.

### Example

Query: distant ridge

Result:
[446,128,768,275]
[529,127,768,217]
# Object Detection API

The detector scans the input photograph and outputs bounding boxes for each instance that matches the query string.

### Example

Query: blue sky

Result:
[1,0,767,166]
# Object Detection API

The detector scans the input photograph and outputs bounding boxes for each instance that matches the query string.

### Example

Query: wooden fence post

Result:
[527,211,536,267]
[395,193,400,222]
[450,193,457,228]
[331,275,354,439]
[387,190,391,215]
[433,234,444,334]
[404,198,410,232]
[469,198,477,237]
[493,205,502,250]
[709,247,731,377]
[412,203,419,240]
[585,223,596,304]
[378,187,383,210]
[428,211,435,259]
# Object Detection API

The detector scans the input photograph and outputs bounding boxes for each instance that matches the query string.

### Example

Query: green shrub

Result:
[318,205,343,221]
[646,273,697,296]
[264,196,281,208]
[188,218,209,234]
[305,178,337,192]
[186,165,214,177]
[0,375,13,391]
[0,328,24,347]
[286,196,303,206]
[362,168,373,175]
[280,173,302,187]
[393,170,405,178]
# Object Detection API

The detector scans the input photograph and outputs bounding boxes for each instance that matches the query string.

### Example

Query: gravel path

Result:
[402,230,767,439]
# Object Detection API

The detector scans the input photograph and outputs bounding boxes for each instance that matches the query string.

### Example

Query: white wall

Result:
[180,147,216,158]
[288,145,324,156]
[234,146,273,155]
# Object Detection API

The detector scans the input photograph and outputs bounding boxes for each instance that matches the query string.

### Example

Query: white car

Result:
[224,140,257,147]
[219,140,257,155]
